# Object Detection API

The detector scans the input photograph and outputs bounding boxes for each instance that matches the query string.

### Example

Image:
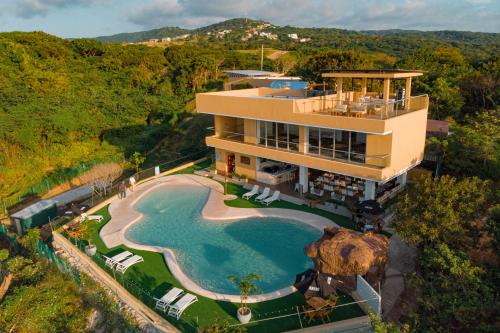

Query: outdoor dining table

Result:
[303,296,338,324]
[306,296,335,310]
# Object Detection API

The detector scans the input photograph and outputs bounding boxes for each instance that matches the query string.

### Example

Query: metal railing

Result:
[208,128,390,168]
[307,145,389,167]
[295,95,429,120]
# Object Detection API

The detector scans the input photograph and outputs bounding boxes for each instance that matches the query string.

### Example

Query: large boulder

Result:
[305,226,389,292]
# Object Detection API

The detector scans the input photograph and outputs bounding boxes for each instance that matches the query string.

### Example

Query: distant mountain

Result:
[361,29,500,44]
[95,26,191,43]
[93,18,499,49]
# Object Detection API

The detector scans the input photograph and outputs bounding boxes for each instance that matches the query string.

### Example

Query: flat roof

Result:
[11,199,57,220]
[225,70,283,77]
[426,119,449,134]
[322,69,424,79]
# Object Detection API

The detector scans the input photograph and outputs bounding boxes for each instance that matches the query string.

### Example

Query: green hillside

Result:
[93,18,500,60]
[1,26,498,207]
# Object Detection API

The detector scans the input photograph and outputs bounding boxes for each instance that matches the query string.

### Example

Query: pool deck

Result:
[100,174,337,303]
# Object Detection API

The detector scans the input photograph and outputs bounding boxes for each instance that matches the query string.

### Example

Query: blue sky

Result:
[0,0,498,38]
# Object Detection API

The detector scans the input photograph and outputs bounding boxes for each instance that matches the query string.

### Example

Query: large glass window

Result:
[350,132,367,163]
[277,123,288,149]
[257,121,300,152]
[266,122,276,147]
[335,130,350,160]
[259,121,267,145]
[308,128,320,155]
[289,124,299,152]
[320,129,334,158]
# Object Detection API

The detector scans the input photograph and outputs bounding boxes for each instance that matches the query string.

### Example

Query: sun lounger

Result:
[254,187,270,202]
[167,293,198,320]
[104,251,133,268]
[242,185,259,200]
[80,213,103,223]
[154,287,184,312]
[115,255,144,273]
[263,191,280,206]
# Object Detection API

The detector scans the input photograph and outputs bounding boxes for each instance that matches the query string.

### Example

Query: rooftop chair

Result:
[167,293,198,320]
[154,287,184,313]
[333,104,348,116]
[242,185,259,200]
[351,102,367,117]
[254,187,270,202]
[115,255,144,274]
[263,191,280,206]
[80,212,104,223]
[104,251,133,269]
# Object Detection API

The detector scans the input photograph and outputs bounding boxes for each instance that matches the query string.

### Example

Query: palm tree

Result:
[228,273,261,317]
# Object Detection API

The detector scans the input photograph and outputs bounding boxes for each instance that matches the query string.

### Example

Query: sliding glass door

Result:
[258,121,300,152]
[306,126,367,163]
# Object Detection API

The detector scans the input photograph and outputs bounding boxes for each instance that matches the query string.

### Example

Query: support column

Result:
[383,78,391,103]
[336,78,343,102]
[364,180,376,200]
[361,77,367,96]
[299,166,309,194]
[397,172,408,186]
[382,78,391,118]
[405,77,412,111]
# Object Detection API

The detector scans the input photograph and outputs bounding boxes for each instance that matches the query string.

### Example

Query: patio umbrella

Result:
[294,269,336,298]
[357,200,384,216]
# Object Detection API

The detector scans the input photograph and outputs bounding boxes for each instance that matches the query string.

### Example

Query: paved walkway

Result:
[99,174,337,303]
[381,234,416,318]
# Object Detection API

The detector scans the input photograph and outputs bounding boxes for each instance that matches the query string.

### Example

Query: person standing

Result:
[119,181,126,199]
[129,176,136,191]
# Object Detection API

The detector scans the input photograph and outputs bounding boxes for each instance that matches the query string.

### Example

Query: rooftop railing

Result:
[294,94,428,120]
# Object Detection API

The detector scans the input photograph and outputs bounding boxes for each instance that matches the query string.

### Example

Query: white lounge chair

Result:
[154,287,184,312]
[104,251,133,269]
[242,185,259,200]
[167,293,198,320]
[263,191,280,206]
[115,255,144,273]
[254,187,270,202]
[80,213,103,223]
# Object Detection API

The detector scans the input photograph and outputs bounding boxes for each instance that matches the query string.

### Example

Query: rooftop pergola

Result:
[321,69,424,102]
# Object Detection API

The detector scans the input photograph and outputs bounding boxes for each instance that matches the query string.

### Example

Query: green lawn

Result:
[67,161,366,332]
[222,182,359,230]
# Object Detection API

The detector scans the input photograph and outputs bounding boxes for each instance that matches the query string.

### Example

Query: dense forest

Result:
[0,17,499,333]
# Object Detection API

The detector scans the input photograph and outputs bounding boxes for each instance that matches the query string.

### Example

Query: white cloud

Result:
[127,0,500,32]
[12,0,105,18]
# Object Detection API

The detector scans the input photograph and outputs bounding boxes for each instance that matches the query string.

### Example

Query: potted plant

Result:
[228,273,261,324]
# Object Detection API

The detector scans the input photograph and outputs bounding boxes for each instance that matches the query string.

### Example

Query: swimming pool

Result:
[125,185,322,295]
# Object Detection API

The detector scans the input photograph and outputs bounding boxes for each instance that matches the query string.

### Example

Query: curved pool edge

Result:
[100,174,337,302]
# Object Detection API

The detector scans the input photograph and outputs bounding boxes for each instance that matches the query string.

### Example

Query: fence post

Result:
[296,306,303,329]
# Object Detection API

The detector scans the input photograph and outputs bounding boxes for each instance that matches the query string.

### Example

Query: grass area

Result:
[222,182,360,231]
[66,161,366,332]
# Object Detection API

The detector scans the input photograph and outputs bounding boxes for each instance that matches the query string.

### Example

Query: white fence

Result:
[356,275,381,315]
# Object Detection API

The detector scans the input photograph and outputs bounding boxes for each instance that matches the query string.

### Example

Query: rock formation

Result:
[305,226,389,293]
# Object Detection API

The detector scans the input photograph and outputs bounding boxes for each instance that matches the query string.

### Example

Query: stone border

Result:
[100,174,337,303]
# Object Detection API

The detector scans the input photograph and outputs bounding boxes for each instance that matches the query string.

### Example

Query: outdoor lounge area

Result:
[59,160,373,332]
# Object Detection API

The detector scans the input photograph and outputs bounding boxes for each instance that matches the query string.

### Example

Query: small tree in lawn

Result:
[228,273,261,322]
[130,152,145,177]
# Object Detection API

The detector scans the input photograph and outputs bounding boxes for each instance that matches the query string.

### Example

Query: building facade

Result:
[196,70,429,202]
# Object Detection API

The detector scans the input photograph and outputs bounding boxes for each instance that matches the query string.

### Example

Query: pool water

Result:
[125,185,321,294]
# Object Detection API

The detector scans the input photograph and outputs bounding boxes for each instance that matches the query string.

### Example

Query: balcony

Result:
[207,129,393,181]
[294,94,429,120]
[196,88,429,134]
